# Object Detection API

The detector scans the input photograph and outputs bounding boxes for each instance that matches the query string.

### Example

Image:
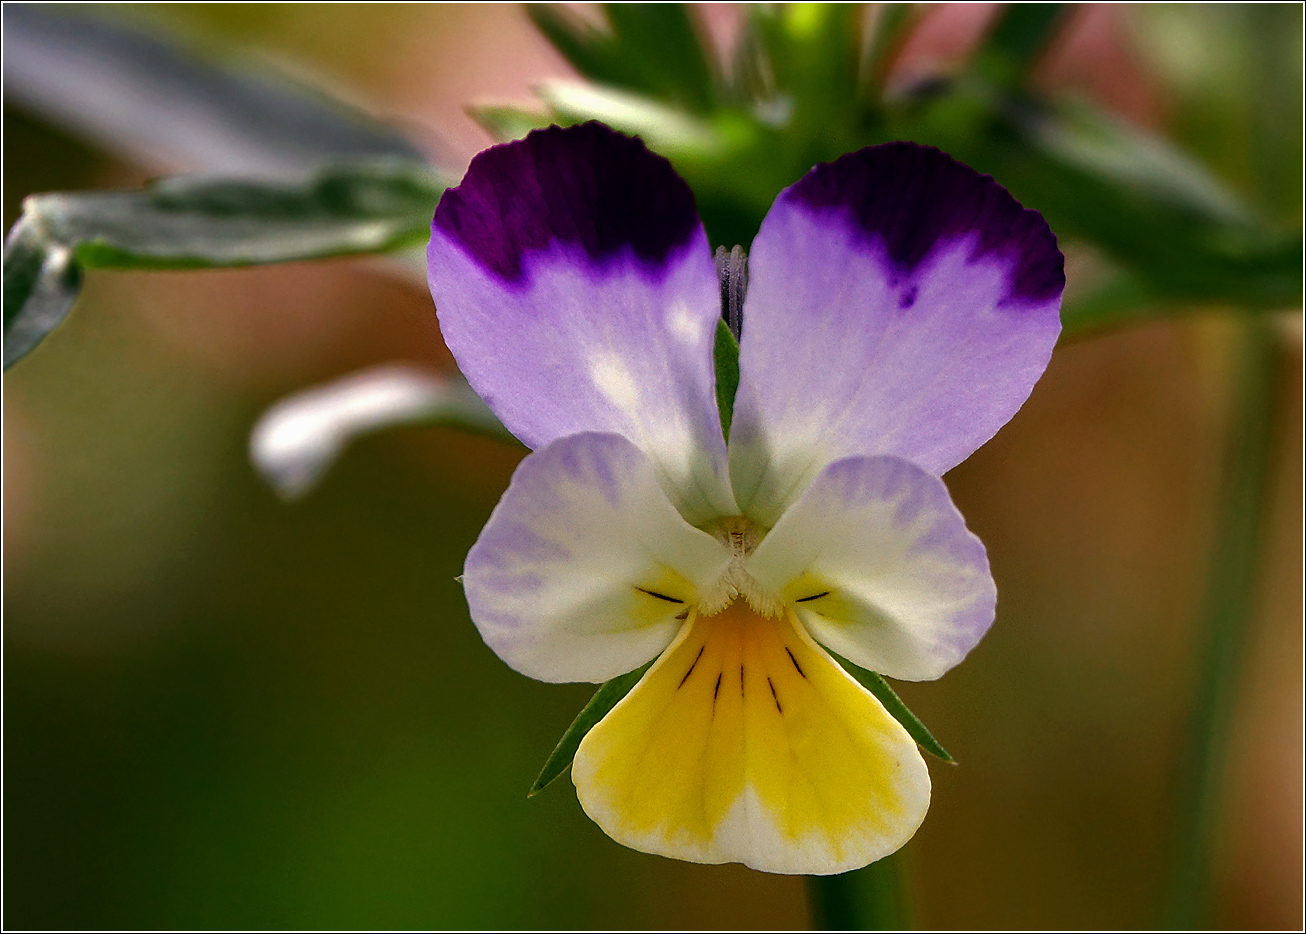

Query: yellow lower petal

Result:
[572,600,931,875]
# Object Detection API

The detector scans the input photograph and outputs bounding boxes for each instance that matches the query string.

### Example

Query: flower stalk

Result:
[1162,316,1282,927]
[809,852,909,931]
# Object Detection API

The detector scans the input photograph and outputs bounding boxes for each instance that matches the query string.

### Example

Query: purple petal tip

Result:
[432,122,701,284]
[787,142,1064,306]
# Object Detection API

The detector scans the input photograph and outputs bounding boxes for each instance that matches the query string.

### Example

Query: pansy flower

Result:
[427,123,1062,875]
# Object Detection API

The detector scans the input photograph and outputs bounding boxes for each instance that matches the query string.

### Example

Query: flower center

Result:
[698,516,782,617]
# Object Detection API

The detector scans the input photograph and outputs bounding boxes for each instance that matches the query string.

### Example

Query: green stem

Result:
[808,851,909,930]
[1162,317,1281,927]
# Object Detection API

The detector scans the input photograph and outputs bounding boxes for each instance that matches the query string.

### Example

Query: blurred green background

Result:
[3,4,1301,929]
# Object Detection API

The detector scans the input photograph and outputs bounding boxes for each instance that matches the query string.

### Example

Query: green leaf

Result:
[602,3,718,111]
[537,80,728,158]
[747,3,865,161]
[834,655,955,763]
[713,318,741,441]
[994,123,1302,308]
[528,4,717,112]
[2,215,83,370]
[50,161,443,268]
[1054,265,1289,343]
[527,5,632,93]
[858,3,916,100]
[249,365,517,501]
[1058,268,1168,341]
[5,4,428,175]
[1132,4,1303,227]
[467,104,554,143]
[971,3,1069,89]
[529,661,654,796]
[3,161,445,369]
[1027,100,1254,229]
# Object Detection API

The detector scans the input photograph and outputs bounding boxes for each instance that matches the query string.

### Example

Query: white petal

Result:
[463,432,731,683]
[248,365,504,500]
[746,456,996,681]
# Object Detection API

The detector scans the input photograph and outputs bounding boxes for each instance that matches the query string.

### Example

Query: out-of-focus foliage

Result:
[2,2,428,176]
[1130,3,1303,228]
[496,4,1301,334]
[4,164,443,368]
[2,5,451,369]
[6,4,1300,371]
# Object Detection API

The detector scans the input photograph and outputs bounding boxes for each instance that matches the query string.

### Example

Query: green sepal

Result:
[713,318,741,441]
[834,654,956,763]
[528,644,954,797]
[528,660,654,797]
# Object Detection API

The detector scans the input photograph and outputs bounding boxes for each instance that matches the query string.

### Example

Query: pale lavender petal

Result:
[464,432,731,684]
[746,456,996,682]
[730,142,1063,525]
[429,123,735,526]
